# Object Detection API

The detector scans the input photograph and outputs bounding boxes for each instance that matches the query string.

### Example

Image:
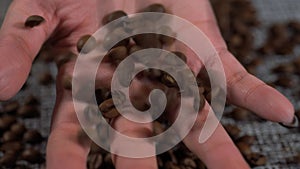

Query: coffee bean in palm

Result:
[38,72,53,85]
[87,153,103,169]
[25,15,45,28]
[23,130,43,144]
[21,148,44,164]
[102,10,127,25]
[2,101,20,114]
[246,153,267,167]
[17,105,40,118]
[0,115,16,131]
[77,35,97,53]
[0,142,23,153]
[133,33,162,49]
[63,75,72,90]
[99,99,115,113]
[2,131,20,142]
[0,152,17,167]
[10,123,27,135]
[108,46,128,64]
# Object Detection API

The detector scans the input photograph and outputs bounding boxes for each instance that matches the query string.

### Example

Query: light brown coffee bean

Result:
[77,35,97,53]
[99,99,115,113]
[25,15,45,28]
[230,108,251,121]
[102,10,127,25]
[246,153,267,166]
[17,105,40,118]
[103,108,120,119]
[10,123,27,135]
[21,148,44,164]
[23,130,43,144]
[236,142,252,155]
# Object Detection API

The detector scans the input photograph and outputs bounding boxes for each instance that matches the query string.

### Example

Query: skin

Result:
[0,0,295,169]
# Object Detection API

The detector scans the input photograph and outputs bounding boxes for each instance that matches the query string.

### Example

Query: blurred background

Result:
[0,0,300,168]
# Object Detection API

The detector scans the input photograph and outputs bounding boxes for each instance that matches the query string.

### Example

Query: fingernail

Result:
[279,115,299,129]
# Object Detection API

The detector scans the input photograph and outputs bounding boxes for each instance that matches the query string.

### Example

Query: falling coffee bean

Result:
[23,130,43,144]
[77,35,97,53]
[246,153,267,167]
[21,148,44,164]
[102,10,127,25]
[17,105,40,118]
[25,15,45,28]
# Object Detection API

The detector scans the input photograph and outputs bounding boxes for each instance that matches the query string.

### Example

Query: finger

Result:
[183,102,250,169]
[46,67,91,169]
[0,0,58,100]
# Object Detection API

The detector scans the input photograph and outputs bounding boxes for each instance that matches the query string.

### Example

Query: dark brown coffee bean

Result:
[95,88,111,104]
[55,51,77,68]
[273,76,295,88]
[2,101,20,114]
[23,130,43,144]
[2,131,20,142]
[143,68,163,80]
[236,142,252,155]
[77,35,97,53]
[25,15,45,28]
[257,43,273,55]
[0,142,23,153]
[143,4,166,13]
[87,153,103,169]
[90,142,104,154]
[24,95,40,106]
[38,72,53,85]
[159,26,176,45]
[63,75,72,90]
[230,108,251,121]
[274,41,294,55]
[102,10,127,25]
[0,152,17,167]
[103,27,130,50]
[269,24,288,38]
[224,124,241,139]
[0,115,17,130]
[164,161,181,169]
[181,158,197,169]
[161,73,177,88]
[246,153,267,166]
[21,148,44,164]
[129,45,143,55]
[99,99,115,113]
[108,46,128,63]
[236,135,256,145]
[10,123,27,135]
[133,33,162,49]
[17,105,40,118]
[272,63,295,74]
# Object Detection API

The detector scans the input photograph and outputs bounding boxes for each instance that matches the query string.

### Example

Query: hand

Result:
[0,0,295,169]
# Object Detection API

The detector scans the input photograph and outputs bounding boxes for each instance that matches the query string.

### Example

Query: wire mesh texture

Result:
[0,0,300,169]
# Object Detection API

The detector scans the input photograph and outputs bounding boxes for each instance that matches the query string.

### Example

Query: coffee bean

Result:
[25,15,45,28]
[38,72,53,85]
[153,121,165,135]
[90,142,104,154]
[117,59,134,87]
[236,135,256,145]
[63,75,72,90]
[23,130,43,144]
[102,10,127,25]
[0,142,23,153]
[99,99,115,113]
[194,93,206,112]
[95,88,111,105]
[230,108,251,121]
[108,46,128,64]
[143,68,163,80]
[272,63,295,74]
[164,161,181,169]
[87,153,103,169]
[103,108,120,119]
[103,27,129,50]
[24,95,40,106]
[161,73,177,88]
[55,51,77,68]
[129,45,143,55]
[224,124,241,139]
[0,115,17,131]
[133,33,162,49]
[10,123,27,135]
[158,26,176,45]
[246,153,267,166]
[273,76,295,88]
[21,148,44,164]
[2,131,20,142]
[181,158,197,169]
[143,4,166,13]
[2,101,20,114]
[17,105,40,118]
[236,142,252,155]
[0,152,17,167]
[77,35,97,53]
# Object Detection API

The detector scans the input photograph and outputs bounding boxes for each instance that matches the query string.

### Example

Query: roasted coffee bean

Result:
[181,158,197,169]
[158,26,176,45]
[55,51,77,68]
[236,135,256,145]
[38,72,53,85]
[143,4,166,13]
[63,75,72,90]
[273,76,295,88]
[133,33,162,49]
[21,148,44,164]
[129,45,143,55]
[246,153,267,167]
[230,108,251,121]
[236,142,252,155]
[103,108,120,119]
[99,99,115,113]
[272,63,295,74]
[95,88,111,104]
[161,73,177,88]
[0,115,17,130]
[108,46,128,63]
[274,42,294,55]
[23,130,43,144]
[0,142,23,152]
[87,153,103,169]
[25,15,45,28]
[77,35,97,53]
[143,68,163,80]
[2,101,20,114]
[257,43,273,55]
[10,123,27,135]
[17,105,40,118]
[2,131,20,142]
[0,152,17,167]
[90,142,104,154]
[164,161,181,169]
[224,124,241,139]
[24,95,40,106]
[102,10,127,25]
[103,27,129,50]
